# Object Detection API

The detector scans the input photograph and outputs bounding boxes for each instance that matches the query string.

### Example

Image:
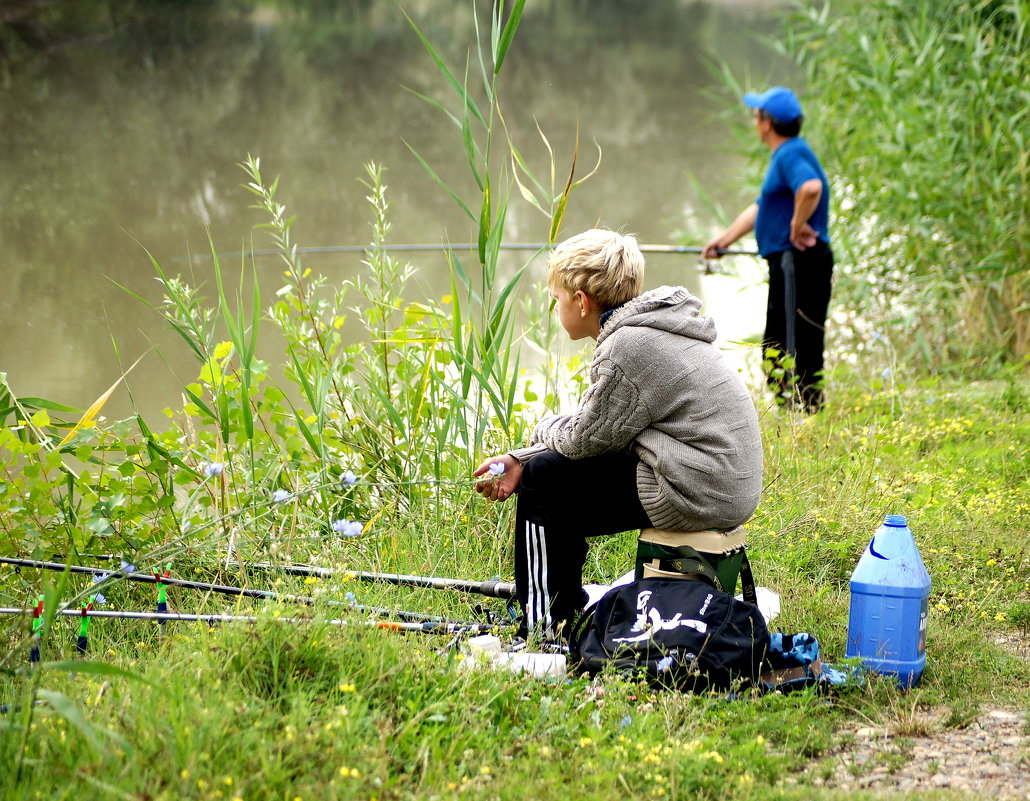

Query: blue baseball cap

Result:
[743,86,803,123]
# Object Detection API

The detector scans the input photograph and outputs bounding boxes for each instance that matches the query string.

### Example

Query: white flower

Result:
[204,462,224,478]
[487,462,506,477]
[656,655,674,673]
[332,519,364,538]
[272,489,291,503]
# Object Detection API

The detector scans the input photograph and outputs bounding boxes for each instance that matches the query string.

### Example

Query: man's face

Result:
[753,109,772,138]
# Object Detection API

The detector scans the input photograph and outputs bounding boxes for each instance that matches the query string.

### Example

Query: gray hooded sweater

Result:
[510,285,763,531]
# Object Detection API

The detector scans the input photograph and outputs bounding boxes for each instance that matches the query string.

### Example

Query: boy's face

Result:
[552,285,594,341]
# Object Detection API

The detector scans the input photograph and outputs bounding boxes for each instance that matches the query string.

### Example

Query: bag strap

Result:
[662,544,721,589]
[739,549,757,605]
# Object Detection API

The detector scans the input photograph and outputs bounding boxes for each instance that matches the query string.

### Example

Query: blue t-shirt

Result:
[754,137,830,257]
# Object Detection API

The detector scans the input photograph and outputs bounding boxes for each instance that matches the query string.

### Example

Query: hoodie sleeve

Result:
[530,355,650,459]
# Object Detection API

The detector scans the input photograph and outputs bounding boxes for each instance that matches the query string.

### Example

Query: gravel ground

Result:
[804,632,1030,799]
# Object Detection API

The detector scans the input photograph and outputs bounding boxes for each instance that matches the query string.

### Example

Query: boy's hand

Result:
[473,454,522,502]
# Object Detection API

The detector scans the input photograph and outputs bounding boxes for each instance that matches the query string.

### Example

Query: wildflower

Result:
[619,715,632,729]
[338,766,360,779]
[487,462,506,478]
[332,519,364,538]
[93,593,107,605]
[120,560,137,574]
[881,367,892,378]
[345,591,357,604]
[272,489,290,503]
[340,470,358,488]
[204,462,224,478]
[656,655,673,673]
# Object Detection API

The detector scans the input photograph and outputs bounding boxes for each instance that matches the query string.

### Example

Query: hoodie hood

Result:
[596,285,716,347]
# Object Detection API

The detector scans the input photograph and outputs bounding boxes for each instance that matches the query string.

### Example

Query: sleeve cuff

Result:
[508,443,549,464]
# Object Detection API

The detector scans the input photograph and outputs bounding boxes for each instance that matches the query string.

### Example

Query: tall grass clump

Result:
[785,0,1030,372]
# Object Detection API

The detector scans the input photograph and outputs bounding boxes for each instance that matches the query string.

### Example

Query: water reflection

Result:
[0,1,790,419]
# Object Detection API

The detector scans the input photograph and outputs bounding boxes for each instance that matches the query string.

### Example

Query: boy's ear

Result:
[575,290,594,317]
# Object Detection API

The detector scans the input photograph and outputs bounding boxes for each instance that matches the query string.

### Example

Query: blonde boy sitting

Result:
[474,229,762,641]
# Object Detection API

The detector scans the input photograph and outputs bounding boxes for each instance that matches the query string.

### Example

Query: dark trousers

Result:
[514,449,652,639]
[764,241,834,412]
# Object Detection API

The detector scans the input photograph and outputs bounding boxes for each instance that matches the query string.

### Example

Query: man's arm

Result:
[790,178,823,250]
[702,203,759,259]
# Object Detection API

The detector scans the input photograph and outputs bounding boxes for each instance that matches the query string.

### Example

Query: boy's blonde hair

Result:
[547,229,645,310]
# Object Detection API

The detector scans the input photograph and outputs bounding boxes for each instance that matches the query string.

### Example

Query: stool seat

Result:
[638,526,746,555]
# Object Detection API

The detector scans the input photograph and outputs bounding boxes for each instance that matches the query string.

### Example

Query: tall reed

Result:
[786,0,1030,371]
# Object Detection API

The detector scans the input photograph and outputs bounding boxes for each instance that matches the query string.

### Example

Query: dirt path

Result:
[807,633,1029,798]
[815,707,1028,798]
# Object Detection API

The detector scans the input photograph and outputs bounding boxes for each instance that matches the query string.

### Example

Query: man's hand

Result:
[790,221,819,251]
[702,236,731,260]
[473,454,522,502]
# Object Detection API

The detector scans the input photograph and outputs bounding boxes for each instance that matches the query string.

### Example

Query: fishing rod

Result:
[0,557,506,628]
[194,243,759,260]
[234,561,517,599]
[0,607,501,635]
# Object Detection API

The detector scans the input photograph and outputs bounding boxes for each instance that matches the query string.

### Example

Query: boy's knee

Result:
[521,450,570,488]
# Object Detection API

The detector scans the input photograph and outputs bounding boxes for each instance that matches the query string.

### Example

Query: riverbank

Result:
[2,372,1027,800]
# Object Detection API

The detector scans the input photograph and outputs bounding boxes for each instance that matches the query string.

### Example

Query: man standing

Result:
[703,86,833,413]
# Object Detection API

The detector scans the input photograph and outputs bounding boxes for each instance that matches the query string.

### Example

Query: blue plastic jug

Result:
[846,515,931,688]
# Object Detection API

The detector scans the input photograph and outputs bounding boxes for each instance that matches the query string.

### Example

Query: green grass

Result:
[2,371,1027,801]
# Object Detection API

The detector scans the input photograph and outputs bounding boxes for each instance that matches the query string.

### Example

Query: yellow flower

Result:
[338,683,356,693]
[479,765,492,776]
[304,577,317,585]
[338,766,360,779]
[578,737,594,748]
[181,770,190,780]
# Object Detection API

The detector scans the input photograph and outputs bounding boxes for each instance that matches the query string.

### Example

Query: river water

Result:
[1,1,791,421]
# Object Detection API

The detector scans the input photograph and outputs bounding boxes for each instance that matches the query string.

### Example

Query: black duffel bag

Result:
[570,576,770,691]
